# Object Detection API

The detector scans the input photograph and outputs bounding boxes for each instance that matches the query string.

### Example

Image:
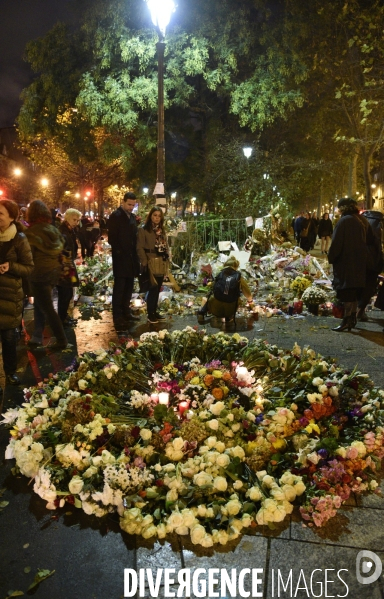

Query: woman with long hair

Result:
[0,199,34,384]
[26,200,69,350]
[137,207,169,324]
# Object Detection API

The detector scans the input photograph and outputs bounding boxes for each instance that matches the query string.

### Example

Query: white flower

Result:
[68,475,84,495]
[213,476,228,492]
[210,402,225,416]
[351,440,367,457]
[190,523,205,545]
[312,377,324,386]
[226,499,242,516]
[227,446,245,460]
[140,428,152,441]
[78,379,88,390]
[216,453,230,468]
[233,480,243,490]
[247,485,262,502]
[208,419,219,430]
[193,472,213,487]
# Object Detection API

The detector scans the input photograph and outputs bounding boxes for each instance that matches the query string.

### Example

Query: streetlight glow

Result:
[243,147,252,159]
[146,0,176,37]
[41,178,49,187]
[143,187,149,194]
[14,168,22,176]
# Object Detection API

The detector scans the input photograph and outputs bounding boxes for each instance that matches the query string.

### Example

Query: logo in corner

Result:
[356,550,382,585]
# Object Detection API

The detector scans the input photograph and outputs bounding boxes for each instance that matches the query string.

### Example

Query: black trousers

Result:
[146,276,164,316]
[112,276,134,321]
[57,285,74,323]
[1,328,18,375]
[32,282,67,344]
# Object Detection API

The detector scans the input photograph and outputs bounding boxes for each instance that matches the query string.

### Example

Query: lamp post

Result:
[146,0,176,206]
[243,147,253,159]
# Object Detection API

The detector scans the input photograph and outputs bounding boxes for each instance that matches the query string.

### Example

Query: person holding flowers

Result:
[137,207,170,324]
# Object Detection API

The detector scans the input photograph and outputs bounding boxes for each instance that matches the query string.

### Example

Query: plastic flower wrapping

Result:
[2,328,384,546]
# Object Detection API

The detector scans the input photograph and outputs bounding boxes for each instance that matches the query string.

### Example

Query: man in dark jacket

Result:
[108,192,140,328]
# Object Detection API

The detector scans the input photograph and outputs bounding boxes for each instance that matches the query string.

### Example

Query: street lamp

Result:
[242,147,252,159]
[14,168,22,177]
[41,178,49,187]
[146,0,176,206]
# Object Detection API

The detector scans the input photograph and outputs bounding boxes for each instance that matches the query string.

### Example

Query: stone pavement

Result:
[0,306,384,599]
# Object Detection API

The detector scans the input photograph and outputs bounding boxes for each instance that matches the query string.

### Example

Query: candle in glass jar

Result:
[158,392,169,405]
[150,393,159,404]
[178,400,190,416]
[133,299,142,307]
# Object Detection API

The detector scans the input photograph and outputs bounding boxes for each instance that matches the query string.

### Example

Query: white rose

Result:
[216,454,230,468]
[193,472,213,487]
[312,377,324,386]
[351,441,367,457]
[281,484,296,502]
[293,481,306,496]
[213,476,228,492]
[167,511,184,530]
[208,419,219,430]
[210,402,225,416]
[206,436,217,448]
[83,466,98,478]
[215,441,226,453]
[172,437,185,451]
[226,499,242,516]
[78,379,88,390]
[231,423,241,432]
[142,525,157,539]
[140,428,152,441]
[230,446,245,460]
[212,529,229,545]
[190,524,206,545]
[68,475,84,495]
[247,486,262,502]
[233,480,243,490]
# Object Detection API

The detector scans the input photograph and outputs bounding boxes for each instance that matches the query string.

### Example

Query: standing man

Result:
[108,192,140,329]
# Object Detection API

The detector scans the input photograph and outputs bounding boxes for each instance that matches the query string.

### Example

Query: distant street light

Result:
[146,0,176,205]
[41,178,49,187]
[242,147,252,159]
[14,168,22,177]
[143,187,149,194]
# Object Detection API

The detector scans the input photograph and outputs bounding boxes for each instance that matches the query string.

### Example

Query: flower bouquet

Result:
[2,328,384,546]
[301,286,329,315]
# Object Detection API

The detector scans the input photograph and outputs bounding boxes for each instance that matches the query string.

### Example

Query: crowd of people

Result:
[0,192,382,390]
[292,211,333,253]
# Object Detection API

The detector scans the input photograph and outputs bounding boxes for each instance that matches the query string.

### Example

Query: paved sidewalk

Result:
[0,308,384,599]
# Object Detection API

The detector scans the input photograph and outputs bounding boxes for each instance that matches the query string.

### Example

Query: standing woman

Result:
[57,209,81,327]
[137,207,169,324]
[317,212,333,254]
[0,199,34,384]
[328,198,367,332]
[26,200,69,350]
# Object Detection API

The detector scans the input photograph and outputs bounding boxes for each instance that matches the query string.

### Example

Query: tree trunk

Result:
[362,149,373,209]
[347,149,358,197]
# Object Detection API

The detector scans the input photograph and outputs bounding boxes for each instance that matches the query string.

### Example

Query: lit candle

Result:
[133,299,142,307]
[150,393,159,404]
[178,400,190,416]
[158,392,169,405]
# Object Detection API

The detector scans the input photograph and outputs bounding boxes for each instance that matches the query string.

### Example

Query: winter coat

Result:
[318,218,333,238]
[25,222,64,285]
[208,272,252,318]
[0,227,34,330]
[57,221,79,287]
[328,213,367,290]
[137,227,169,277]
[362,210,383,273]
[108,207,139,278]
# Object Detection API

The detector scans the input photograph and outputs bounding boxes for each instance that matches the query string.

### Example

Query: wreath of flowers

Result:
[2,327,384,547]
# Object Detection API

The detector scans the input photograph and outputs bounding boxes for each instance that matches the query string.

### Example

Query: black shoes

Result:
[148,314,159,324]
[332,315,354,332]
[155,312,166,321]
[6,374,21,386]
[125,311,141,321]
[63,317,77,328]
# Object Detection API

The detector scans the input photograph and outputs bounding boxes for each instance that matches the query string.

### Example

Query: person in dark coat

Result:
[88,220,101,257]
[294,213,305,244]
[108,192,140,329]
[356,210,383,321]
[57,209,81,327]
[78,216,92,260]
[299,212,311,252]
[0,199,34,384]
[26,200,69,350]
[317,212,333,254]
[328,198,368,332]
[307,213,318,250]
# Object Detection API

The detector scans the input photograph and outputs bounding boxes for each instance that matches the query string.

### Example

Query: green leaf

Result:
[27,569,55,591]
[6,591,24,598]
[24,566,31,573]
[0,500,9,508]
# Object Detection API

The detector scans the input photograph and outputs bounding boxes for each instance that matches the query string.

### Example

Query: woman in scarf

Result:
[137,207,169,324]
[0,199,34,384]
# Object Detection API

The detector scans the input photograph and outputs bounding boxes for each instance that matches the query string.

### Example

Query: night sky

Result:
[0,0,78,128]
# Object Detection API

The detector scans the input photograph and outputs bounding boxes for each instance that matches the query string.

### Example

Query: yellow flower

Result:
[305,420,320,435]
[190,377,200,385]
[272,438,286,451]
[212,370,223,379]
[10,427,19,438]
